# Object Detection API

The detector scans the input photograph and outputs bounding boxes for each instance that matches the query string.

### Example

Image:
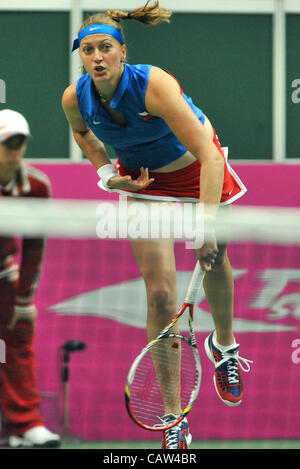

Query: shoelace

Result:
[217,349,253,385]
[155,414,182,449]
[164,422,181,449]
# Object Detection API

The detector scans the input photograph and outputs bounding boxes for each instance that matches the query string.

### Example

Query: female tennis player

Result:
[62,1,251,449]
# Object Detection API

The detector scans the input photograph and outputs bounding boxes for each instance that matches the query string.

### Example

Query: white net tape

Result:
[0,197,300,245]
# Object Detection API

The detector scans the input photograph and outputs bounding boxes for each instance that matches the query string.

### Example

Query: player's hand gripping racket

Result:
[125,262,205,431]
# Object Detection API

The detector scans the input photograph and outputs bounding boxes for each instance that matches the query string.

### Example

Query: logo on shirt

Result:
[137,111,153,121]
[93,120,101,125]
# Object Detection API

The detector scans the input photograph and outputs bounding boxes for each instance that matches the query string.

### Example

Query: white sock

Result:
[212,330,237,352]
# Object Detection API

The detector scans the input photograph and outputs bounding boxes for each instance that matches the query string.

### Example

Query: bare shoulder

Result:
[147,66,181,95]
[145,66,186,119]
[61,82,88,131]
[62,82,78,110]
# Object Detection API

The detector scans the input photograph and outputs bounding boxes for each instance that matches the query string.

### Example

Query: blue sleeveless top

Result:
[76,63,205,170]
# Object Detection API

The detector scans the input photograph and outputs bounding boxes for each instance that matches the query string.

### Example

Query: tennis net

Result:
[0,198,300,443]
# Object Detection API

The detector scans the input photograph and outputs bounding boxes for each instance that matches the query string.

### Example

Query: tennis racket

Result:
[125,261,205,431]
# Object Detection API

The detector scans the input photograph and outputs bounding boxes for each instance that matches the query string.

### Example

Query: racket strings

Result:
[129,336,197,428]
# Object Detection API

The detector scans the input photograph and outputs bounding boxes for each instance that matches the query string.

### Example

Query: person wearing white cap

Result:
[0,109,31,143]
[0,109,61,448]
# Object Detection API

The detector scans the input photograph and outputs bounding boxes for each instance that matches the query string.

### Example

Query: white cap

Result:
[0,109,32,143]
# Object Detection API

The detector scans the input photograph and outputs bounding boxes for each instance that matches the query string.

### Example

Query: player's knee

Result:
[212,252,227,270]
[149,287,174,313]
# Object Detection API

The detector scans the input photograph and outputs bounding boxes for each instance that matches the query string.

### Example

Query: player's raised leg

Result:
[202,231,252,406]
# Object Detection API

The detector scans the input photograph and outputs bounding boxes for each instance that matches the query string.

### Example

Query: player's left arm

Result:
[145,66,224,213]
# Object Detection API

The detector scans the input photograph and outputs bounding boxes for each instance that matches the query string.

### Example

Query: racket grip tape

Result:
[184,262,205,304]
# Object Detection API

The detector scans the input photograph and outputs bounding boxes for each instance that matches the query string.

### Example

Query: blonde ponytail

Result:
[80,2,172,40]
[106,1,172,26]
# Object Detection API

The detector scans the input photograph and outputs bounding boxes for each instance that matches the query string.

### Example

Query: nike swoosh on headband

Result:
[72,24,124,52]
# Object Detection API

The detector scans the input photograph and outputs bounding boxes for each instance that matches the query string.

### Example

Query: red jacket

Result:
[0,163,51,304]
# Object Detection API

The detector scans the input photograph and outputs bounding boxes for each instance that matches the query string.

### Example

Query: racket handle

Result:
[184,262,205,304]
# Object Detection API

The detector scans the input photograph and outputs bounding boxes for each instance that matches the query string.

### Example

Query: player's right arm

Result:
[62,83,154,191]
[62,83,111,169]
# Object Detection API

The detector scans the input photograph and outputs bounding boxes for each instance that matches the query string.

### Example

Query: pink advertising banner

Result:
[32,163,300,441]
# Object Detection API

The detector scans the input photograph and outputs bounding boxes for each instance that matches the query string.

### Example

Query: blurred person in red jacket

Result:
[0,109,60,448]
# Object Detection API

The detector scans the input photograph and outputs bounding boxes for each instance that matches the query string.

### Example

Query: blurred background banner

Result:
[1,0,300,447]
[0,0,300,162]
[30,164,300,441]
